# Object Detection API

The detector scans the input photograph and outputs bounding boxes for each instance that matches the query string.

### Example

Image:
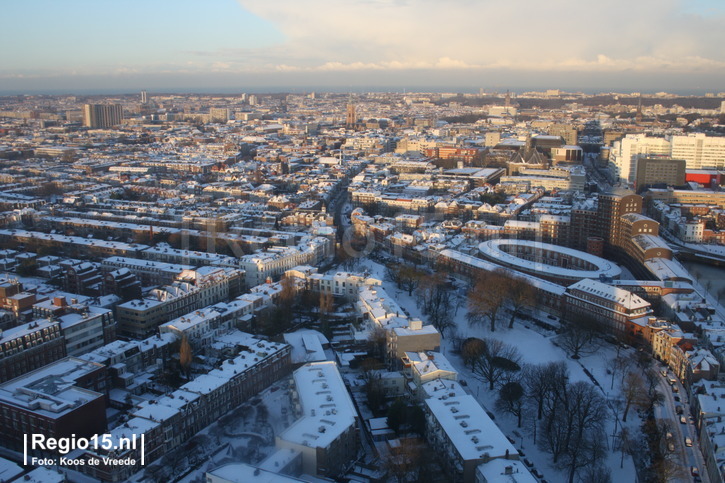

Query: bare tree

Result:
[367,326,388,360]
[641,366,665,410]
[360,357,386,413]
[496,381,525,427]
[580,463,612,483]
[557,317,600,359]
[505,275,535,328]
[279,275,297,309]
[621,371,649,422]
[416,272,454,337]
[618,426,633,469]
[466,270,510,332]
[463,337,522,390]
[522,361,569,420]
[607,349,634,390]
[387,264,423,295]
[645,418,687,482]
[564,382,608,483]
[384,437,424,482]
[538,380,608,483]
[399,265,424,296]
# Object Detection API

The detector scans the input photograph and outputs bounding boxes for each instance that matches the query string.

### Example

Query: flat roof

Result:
[0,357,105,418]
[426,395,517,462]
[278,361,357,449]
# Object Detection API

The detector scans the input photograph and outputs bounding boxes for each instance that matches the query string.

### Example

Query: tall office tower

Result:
[670,133,725,170]
[346,103,357,128]
[609,134,670,182]
[570,190,644,254]
[248,95,258,106]
[82,104,124,128]
[141,90,147,104]
[596,190,643,253]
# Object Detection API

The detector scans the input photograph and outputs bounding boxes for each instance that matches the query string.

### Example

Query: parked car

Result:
[685,437,693,447]
[691,466,699,476]
[675,405,683,414]
[681,416,687,424]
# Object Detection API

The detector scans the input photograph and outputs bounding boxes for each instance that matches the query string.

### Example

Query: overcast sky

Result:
[2,0,724,94]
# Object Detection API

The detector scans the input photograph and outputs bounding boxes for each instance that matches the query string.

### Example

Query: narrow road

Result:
[655,370,708,482]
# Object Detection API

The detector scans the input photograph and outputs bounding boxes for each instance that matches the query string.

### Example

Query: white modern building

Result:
[670,133,725,170]
[609,134,670,182]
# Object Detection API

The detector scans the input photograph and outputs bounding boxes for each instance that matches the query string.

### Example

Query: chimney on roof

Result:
[409,319,422,331]
[53,296,67,307]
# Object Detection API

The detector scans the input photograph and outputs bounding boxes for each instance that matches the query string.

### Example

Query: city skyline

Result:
[2,0,725,94]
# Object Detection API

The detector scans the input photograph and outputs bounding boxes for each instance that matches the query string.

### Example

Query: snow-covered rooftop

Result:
[278,361,357,449]
[426,394,517,462]
[567,279,651,311]
[479,239,621,281]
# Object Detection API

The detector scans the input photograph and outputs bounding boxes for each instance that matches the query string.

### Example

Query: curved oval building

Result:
[479,239,622,284]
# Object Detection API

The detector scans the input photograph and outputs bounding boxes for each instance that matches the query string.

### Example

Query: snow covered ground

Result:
[358,257,639,482]
[131,380,293,483]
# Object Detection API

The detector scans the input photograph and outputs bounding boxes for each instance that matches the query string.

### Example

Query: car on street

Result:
[685,437,693,447]
[681,416,687,424]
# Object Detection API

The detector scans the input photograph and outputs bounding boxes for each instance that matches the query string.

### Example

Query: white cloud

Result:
[235,0,725,73]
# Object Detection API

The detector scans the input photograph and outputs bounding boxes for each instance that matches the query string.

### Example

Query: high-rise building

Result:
[634,156,686,191]
[596,190,643,252]
[209,108,230,123]
[670,133,725,170]
[609,134,670,182]
[140,90,147,104]
[82,103,123,128]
